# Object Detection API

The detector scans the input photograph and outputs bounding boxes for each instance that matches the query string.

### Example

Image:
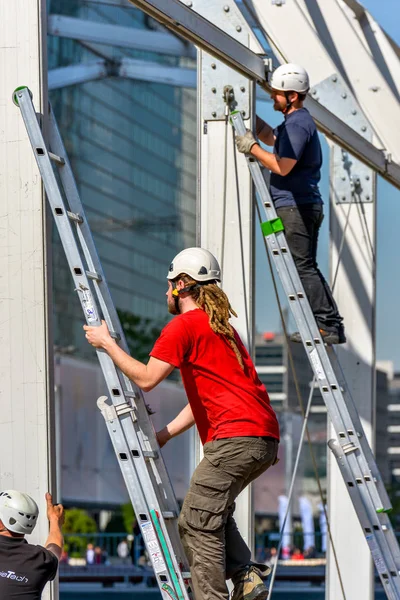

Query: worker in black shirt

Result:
[235,63,345,345]
[0,490,64,599]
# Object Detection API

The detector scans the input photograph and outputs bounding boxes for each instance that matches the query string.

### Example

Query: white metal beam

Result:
[125,0,400,191]
[327,147,377,600]
[119,57,196,87]
[196,0,261,565]
[250,0,400,162]
[48,14,195,58]
[48,61,108,90]
[0,2,56,599]
[305,94,400,189]
[126,0,266,81]
[340,0,400,101]
[48,59,279,98]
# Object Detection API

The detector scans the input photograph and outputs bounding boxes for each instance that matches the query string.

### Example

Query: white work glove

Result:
[235,129,258,154]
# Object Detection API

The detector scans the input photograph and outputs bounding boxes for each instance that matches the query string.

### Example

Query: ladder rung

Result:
[123,390,138,398]
[48,151,65,165]
[162,511,177,519]
[115,402,135,417]
[143,450,159,459]
[342,443,357,455]
[67,210,83,224]
[86,270,102,282]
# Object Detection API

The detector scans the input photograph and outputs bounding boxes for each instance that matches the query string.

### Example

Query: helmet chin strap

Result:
[171,281,199,314]
[171,280,214,314]
[282,91,293,114]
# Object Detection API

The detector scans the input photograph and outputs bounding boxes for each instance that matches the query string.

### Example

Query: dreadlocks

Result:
[179,275,244,369]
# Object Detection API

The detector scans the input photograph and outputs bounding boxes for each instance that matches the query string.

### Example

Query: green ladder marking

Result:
[150,509,185,600]
[261,217,284,237]
[12,86,30,107]
[162,583,178,600]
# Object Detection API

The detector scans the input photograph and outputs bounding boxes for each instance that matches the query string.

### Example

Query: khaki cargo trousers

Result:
[178,436,279,600]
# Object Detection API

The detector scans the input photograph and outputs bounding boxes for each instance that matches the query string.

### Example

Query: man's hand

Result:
[46,493,64,527]
[235,129,259,154]
[83,320,114,350]
[156,427,172,448]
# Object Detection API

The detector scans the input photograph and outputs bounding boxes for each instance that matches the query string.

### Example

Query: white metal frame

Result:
[48,14,195,57]
[10,1,400,598]
[0,2,56,599]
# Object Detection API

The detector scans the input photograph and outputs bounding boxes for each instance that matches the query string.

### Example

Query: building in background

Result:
[48,0,197,359]
[47,0,197,508]
[387,367,400,497]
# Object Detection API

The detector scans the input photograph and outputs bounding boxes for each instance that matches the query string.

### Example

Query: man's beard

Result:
[167,299,179,315]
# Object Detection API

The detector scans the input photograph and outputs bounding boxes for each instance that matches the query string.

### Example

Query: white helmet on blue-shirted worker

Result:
[167,248,221,282]
[0,490,39,535]
[270,63,310,94]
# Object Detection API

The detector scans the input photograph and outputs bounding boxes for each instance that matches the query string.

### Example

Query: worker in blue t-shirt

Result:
[235,63,345,345]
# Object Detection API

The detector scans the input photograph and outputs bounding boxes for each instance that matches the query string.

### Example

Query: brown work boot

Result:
[231,564,270,600]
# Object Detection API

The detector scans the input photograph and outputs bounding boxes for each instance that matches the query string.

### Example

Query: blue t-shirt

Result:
[270,108,323,208]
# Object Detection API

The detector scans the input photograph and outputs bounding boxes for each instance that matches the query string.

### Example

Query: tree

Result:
[117,309,165,363]
[63,508,97,557]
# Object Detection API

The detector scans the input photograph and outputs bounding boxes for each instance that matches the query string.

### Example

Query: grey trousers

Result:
[178,436,279,600]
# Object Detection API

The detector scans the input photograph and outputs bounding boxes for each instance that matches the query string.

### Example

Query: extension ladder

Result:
[14,86,192,600]
[231,110,400,599]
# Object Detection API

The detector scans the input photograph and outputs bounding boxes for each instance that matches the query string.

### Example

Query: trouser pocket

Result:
[183,491,230,532]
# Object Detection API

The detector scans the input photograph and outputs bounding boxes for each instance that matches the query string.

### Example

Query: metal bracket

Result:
[97,395,117,422]
[202,55,250,120]
[195,0,252,120]
[311,75,374,204]
[97,395,137,423]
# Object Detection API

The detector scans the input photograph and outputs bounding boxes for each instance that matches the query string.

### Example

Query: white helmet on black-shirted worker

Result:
[270,63,310,94]
[168,247,221,282]
[0,490,39,535]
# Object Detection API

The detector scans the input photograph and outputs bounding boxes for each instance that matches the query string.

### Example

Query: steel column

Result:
[196,0,263,558]
[0,1,56,599]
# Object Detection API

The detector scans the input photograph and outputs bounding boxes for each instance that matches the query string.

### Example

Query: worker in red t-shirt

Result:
[84,247,280,600]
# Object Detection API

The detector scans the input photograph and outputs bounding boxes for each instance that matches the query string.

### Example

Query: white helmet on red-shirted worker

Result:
[270,63,310,94]
[167,248,221,282]
[0,490,39,535]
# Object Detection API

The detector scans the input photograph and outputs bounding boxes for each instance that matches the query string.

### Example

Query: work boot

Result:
[289,328,346,345]
[231,564,270,600]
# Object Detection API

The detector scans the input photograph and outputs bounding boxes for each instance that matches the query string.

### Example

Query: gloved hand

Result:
[235,129,258,154]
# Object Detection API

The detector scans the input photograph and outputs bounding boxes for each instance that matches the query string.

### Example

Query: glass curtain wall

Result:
[48,0,197,359]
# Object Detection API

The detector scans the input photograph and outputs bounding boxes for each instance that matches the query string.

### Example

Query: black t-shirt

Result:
[0,536,58,599]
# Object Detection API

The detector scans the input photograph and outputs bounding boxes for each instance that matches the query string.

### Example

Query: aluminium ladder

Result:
[14,86,192,600]
[231,109,400,599]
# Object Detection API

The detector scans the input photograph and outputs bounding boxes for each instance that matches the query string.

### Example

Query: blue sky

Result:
[255,1,400,369]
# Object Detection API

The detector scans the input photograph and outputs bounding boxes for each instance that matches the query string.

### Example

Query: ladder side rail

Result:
[328,346,391,508]
[249,163,387,512]
[117,408,191,585]
[329,440,400,597]
[231,111,389,511]
[98,397,189,600]
[231,111,400,589]
[47,105,181,515]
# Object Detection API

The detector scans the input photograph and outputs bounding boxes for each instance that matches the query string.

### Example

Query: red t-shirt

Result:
[150,308,279,445]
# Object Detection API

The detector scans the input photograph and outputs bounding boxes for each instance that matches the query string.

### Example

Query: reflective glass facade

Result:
[48,0,197,358]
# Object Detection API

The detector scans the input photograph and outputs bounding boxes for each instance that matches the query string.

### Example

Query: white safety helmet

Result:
[167,248,221,282]
[0,490,39,535]
[270,63,310,94]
